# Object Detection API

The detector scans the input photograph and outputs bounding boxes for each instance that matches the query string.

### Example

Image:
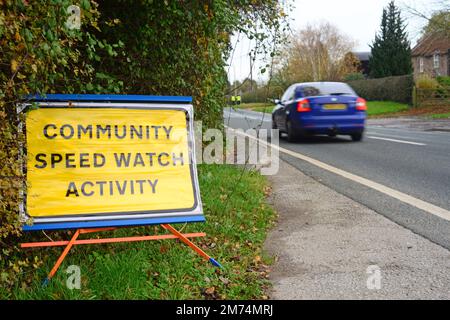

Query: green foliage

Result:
[347,74,414,104]
[428,112,450,119]
[241,85,285,103]
[436,76,450,88]
[229,78,259,95]
[0,0,287,295]
[344,72,365,81]
[415,75,450,106]
[423,10,450,35]
[238,102,273,113]
[0,0,123,294]
[366,101,409,116]
[369,1,412,78]
[94,0,287,129]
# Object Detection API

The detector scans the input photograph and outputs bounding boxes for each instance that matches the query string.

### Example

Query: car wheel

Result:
[351,132,363,141]
[286,121,298,142]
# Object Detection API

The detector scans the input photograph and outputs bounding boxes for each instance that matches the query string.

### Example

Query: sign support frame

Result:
[21,224,222,285]
[19,94,222,284]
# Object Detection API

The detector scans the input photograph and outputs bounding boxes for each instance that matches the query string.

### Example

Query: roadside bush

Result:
[347,74,414,104]
[0,0,124,294]
[436,76,450,87]
[416,75,440,89]
[96,0,287,129]
[0,0,288,296]
[241,85,285,103]
[413,75,450,106]
[344,72,365,81]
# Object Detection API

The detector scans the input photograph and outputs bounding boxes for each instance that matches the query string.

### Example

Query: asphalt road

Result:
[265,160,450,299]
[224,107,450,249]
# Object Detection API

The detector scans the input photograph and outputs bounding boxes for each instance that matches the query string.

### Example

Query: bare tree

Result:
[277,22,358,83]
[401,0,450,36]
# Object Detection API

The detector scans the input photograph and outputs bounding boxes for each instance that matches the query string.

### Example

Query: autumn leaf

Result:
[10,59,18,72]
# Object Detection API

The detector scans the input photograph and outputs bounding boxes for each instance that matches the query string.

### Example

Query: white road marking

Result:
[366,132,417,141]
[370,126,450,136]
[368,136,426,146]
[226,126,450,221]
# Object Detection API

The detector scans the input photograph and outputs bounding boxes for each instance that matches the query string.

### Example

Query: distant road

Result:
[224,107,450,249]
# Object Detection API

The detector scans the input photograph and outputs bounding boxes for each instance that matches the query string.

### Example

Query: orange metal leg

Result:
[21,232,206,248]
[161,224,222,268]
[43,229,81,286]
[25,224,220,287]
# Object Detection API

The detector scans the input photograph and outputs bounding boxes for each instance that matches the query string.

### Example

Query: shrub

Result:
[241,85,285,103]
[414,75,450,106]
[436,76,450,87]
[0,0,288,295]
[0,0,122,294]
[344,72,365,81]
[347,74,414,104]
[416,75,439,89]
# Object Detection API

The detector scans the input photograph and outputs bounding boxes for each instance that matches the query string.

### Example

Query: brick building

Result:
[411,32,450,78]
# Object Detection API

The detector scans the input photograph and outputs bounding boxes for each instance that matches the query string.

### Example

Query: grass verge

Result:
[6,164,275,300]
[366,101,409,117]
[238,101,410,117]
[238,103,273,113]
[428,112,450,119]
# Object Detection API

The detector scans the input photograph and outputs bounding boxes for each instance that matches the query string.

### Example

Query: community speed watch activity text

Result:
[24,102,201,226]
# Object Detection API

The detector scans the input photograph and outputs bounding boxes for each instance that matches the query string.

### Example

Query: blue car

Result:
[272,82,366,142]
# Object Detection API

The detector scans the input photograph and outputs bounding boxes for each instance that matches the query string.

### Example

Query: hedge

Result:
[347,74,414,104]
[241,85,285,103]
[0,0,287,295]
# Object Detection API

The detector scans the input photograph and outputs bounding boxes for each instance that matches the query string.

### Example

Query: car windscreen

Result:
[300,83,356,97]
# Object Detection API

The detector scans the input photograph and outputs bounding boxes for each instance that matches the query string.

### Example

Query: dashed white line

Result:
[368,136,426,146]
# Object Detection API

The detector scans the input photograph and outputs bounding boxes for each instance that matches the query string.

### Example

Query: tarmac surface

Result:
[223,108,450,299]
[225,108,450,249]
[264,160,450,299]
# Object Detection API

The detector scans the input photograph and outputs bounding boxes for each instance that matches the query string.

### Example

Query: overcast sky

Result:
[228,0,439,83]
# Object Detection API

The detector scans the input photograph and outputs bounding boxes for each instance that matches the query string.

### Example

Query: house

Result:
[411,32,450,78]
[353,51,371,76]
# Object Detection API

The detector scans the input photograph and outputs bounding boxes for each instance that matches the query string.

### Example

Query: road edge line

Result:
[225,126,450,221]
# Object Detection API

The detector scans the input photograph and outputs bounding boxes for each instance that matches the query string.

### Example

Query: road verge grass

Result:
[366,101,409,117]
[427,112,450,119]
[238,103,273,113]
[6,164,276,300]
[239,101,450,119]
[238,101,410,117]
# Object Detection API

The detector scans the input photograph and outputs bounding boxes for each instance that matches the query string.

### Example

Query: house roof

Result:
[353,51,371,61]
[412,32,450,57]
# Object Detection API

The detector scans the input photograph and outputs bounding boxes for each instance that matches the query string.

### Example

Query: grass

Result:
[366,101,409,117]
[5,164,276,300]
[237,103,273,114]
[428,112,450,119]
[238,101,411,117]
[369,103,450,118]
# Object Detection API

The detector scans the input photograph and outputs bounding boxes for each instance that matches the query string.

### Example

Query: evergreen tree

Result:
[369,1,412,78]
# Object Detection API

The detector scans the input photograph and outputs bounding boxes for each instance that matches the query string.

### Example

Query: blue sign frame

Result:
[21,94,205,231]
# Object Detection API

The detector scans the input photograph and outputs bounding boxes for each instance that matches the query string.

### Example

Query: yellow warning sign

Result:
[26,107,197,218]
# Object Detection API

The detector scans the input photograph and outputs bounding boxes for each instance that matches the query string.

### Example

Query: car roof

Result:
[293,82,348,87]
